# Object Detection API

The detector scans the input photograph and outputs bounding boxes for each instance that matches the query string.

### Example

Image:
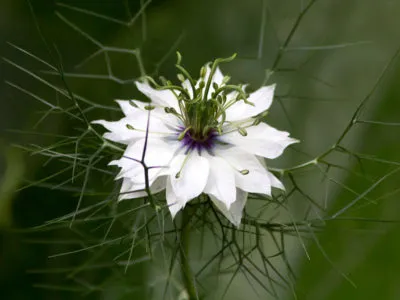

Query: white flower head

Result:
[93,54,298,226]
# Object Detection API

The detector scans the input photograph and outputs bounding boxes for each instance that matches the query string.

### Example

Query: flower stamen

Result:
[240,169,250,175]
[175,153,192,179]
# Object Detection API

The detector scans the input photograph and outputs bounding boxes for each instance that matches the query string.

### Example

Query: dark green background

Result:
[1,0,400,299]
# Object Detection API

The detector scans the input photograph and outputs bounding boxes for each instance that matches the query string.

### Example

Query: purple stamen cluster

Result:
[179,127,219,155]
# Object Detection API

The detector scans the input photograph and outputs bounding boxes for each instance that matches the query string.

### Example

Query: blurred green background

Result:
[1,0,400,299]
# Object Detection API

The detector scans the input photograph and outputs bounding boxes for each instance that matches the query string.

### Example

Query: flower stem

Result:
[180,206,197,299]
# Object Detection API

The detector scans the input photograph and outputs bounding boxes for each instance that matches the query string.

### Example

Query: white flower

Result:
[93,58,298,226]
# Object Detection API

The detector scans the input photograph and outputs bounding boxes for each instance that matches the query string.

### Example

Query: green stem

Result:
[180,207,197,299]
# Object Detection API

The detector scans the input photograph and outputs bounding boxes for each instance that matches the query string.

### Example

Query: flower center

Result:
[179,127,218,154]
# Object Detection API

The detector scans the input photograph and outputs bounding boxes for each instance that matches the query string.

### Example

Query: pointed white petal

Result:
[182,79,194,99]
[216,146,272,195]
[115,100,139,116]
[225,84,275,122]
[109,160,120,166]
[166,178,185,218]
[135,81,180,111]
[116,138,178,184]
[213,67,224,87]
[210,189,248,227]
[128,99,163,112]
[169,152,210,203]
[221,122,298,159]
[113,99,180,130]
[119,176,167,201]
[92,119,141,144]
[257,156,285,190]
[267,171,285,190]
[204,155,236,208]
[149,175,168,193]
[93,109,176,144]
[124,113,176,136]
[129,100,181,129]
[119,177,135,199]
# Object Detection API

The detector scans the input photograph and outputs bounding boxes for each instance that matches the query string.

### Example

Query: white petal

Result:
[92,119,141,144]
[212,67,224,87]
[257,156,285,190]
[93,109,176,144]
[225,84,275,122]
[119,176,167,201]
[115,100,139,116]
[267,171,285,190]
[197,66,225,99]
[149,175,168,193]
[128,99,163,112]
[129,100,181,129]
[115,98,173,121]
[169,152,210,203]
[221,122,298,159]
[120,177,135,198]
[210,189,248,227]
[216,146,272,195]
[166,179,184,218]
[204,155,236,208]
[123,113,176,136]
[182,79,194,99]
[116,138,178,184]
[136,81,180,111]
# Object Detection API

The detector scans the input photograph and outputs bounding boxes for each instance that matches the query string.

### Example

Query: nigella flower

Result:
[93,54,298,226]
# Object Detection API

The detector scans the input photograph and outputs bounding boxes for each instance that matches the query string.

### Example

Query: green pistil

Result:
[202,53,237,104]
[176,64,196,97]
[178,126,192,141]
[145,52,255,140]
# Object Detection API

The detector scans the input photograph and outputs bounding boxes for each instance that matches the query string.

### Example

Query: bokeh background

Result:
[1,0,400,299]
